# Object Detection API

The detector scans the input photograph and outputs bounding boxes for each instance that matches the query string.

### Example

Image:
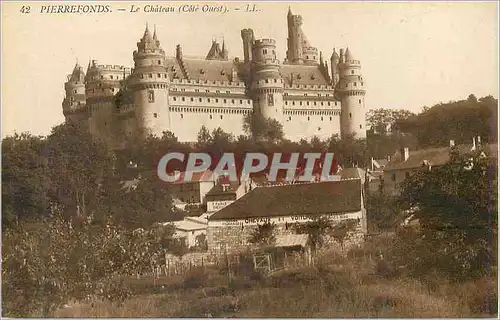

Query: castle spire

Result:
[153,24,158,41]
[142,23,153,42]
[288,6,292,16]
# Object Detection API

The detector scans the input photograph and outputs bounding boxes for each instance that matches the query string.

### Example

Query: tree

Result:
[399,150,497,280]
[248,222,277,247]
[45,123,116,219]
[2,133,51,229]
[329,219,359,251]
[197,126,212,148]
[243,112,284,142]
[195,234,208,251]
[294,216,332,254]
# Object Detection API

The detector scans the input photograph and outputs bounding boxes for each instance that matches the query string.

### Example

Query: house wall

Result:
[174,228,207,248]
[207,211,365,254]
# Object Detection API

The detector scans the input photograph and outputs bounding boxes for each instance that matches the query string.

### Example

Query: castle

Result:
[62,8,367,148]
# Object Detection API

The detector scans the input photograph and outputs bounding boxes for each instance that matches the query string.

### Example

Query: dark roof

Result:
[205,181,240,197]
[209,180,362,221]
[384,143,497,171]
[340,167,365,180]
[280,65,329,86]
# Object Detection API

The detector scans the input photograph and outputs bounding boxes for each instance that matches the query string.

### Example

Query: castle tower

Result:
[62,62,87,124]
[337,48,367,139]
[286,7,303,64]
[330,48,340,87]
[250,39,284,123]
[129,24,170,137]
[241,28,255,63]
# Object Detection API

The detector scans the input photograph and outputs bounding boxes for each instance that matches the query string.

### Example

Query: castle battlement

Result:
[170,78,246,87]
[254,39,276,46]
[284,84,335,90]
[92,64,132,72]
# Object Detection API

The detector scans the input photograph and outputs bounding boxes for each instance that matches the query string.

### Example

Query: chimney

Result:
[401,147,410,161]
[387,155,391,162]
[175,44,182,60]
[477,136,481,145]
[471,137,476,151]
[449,140,455,147]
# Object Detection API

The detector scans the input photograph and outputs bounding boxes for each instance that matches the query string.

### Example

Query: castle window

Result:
[359,99,362,103]
[265,79,269,83]
[308,116,310,121]
[195,89,199,92]
[181,88,185,92]
[220,115,223,119]
[274,79,277,83]
[360,124,362,129]
[182,97,185,101]
[208,98,211,102]
[330,117,332,121]
[110,75,113,79]
[190,98,194,102]
[349,113,352,118]
[292,101,295,105]
[361,82,364,86]
[181,114,184,119]
[335,102,337,106]
[210,115,212,119]
[354,82,357,86]
[263,49,267,54]
[216,99,219,102]
[321,117,323,121]
[149,74,152,78]
[73,89,77,94]
[248,100,251,104]
[173,97,177,101]
[158,60,161,65]
[240,100,243,104]
[267,94,274,106]
[351,70,354,74]
[100,75,104,79]
[307,102,310,106]
[231,99,235,103]
[314,102,317,106]
[289,116,291,120]
[285,101,288,105]
[327,102,331,106]
[205,89,209,93]
[148,90,155,103]
[158,73,161,78]
[306,56,309,60]
[321,102,324,106]
[304,93,307,96]
[224,99,227,103]
[154,113,158,118]
[216,90,220,93]
[226,91,230,94]
[300,102,303,106]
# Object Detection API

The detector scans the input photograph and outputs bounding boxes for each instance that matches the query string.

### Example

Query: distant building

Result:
[168,170,218,205]
[62,8,368,148]
[207,179,367,254]
[205,176,257,213]
[162,216,208,248]
[382,138,497,195]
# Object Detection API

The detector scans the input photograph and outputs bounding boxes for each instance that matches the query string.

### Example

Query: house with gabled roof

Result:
[207,179,367,254]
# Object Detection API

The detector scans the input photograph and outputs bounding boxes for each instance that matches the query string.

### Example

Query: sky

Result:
[1,1,498,137]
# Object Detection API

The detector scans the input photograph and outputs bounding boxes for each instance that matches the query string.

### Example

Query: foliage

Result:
[398,150,498,280]
[329,219,359,251]
[396,95,498,147]
[366,193,406,231]
[1,132,50,229]
[366,108,415,134]
[1,213,172,317]
[248,222,277,247]
[195,233,209,251]
[294,216,333,253]
[243,112,284,142]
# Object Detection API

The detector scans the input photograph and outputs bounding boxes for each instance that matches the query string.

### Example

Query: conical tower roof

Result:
[345,47,353,61]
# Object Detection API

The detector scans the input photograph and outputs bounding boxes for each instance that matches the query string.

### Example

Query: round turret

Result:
[62,62,87,124]
[336,48,366,139]
[250,39,284,123]
[129,25,170,137]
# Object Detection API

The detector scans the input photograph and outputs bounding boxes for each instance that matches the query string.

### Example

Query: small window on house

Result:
[405,172,410,179]
[392,173,396,182]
